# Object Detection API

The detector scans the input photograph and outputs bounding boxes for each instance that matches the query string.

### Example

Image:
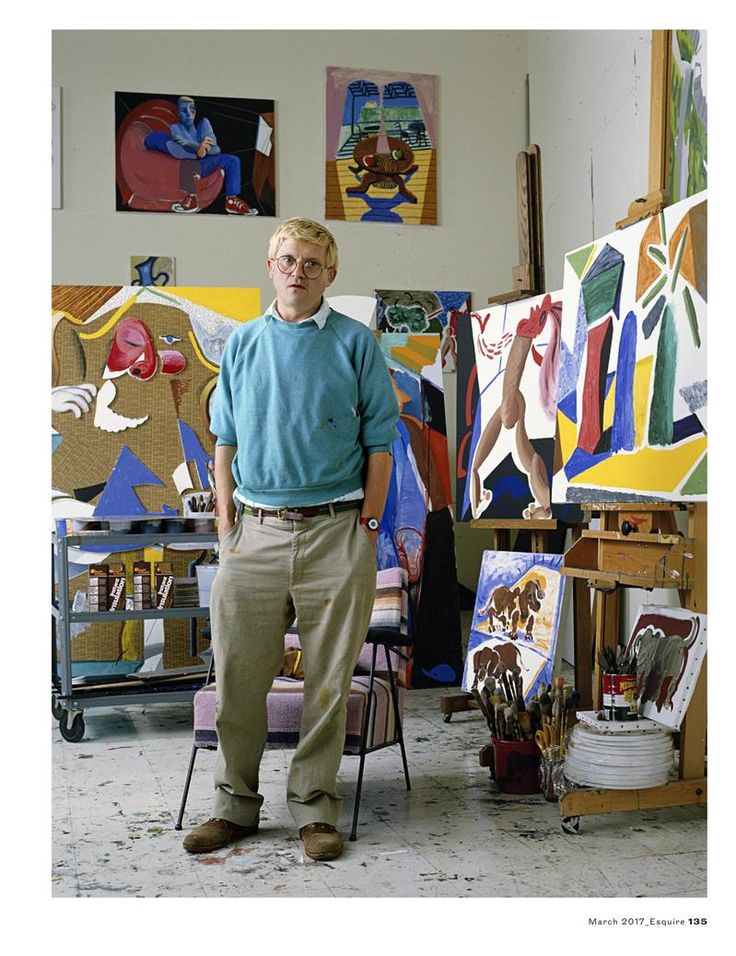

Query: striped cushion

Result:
[193,676,404,755]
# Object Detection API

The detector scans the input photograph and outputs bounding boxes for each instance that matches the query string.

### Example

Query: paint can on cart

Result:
[491,737,541,794]
[601,673,638,720]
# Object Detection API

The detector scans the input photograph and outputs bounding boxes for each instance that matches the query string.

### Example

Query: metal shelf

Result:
[52,529,219,739]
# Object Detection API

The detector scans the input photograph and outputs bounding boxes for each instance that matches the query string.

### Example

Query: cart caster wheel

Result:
[443,714,452,723]
[52,696,63,720]
[59,712,85,742]
[562,816,580,834]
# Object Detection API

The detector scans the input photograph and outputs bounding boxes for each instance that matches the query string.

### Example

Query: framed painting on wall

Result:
[115,91,275,216]
[326,66,438,226]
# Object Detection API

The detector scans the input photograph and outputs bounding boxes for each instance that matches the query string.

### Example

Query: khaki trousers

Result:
[209,506,377,829]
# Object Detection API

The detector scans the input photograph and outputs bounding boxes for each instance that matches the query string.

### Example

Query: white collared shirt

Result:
[265,297,331,328]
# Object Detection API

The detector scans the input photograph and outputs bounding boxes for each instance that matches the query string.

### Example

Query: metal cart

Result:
[52,529,218,742]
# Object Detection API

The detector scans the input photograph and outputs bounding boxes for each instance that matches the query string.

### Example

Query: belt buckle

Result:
[280,508,305,521]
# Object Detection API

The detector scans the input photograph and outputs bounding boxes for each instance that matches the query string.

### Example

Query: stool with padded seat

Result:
[175,567,411,840]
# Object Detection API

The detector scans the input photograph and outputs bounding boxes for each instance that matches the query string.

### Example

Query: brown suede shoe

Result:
[183,818,258,854]
[299,822,344,861]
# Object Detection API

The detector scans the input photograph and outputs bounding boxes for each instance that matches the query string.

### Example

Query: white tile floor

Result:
[52,686,706,899]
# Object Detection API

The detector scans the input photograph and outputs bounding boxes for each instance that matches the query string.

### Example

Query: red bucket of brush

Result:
[491,737,541,794]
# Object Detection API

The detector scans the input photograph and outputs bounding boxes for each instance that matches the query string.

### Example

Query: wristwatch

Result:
[360,516,380,532]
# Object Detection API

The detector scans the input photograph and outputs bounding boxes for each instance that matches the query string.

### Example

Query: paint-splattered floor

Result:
[52,687,706,898]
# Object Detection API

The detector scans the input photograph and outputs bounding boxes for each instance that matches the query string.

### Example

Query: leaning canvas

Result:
[462,551,566,703]
[553,190,707,505]
[377,332,462,689]
[624,604,707,731]
[375,289,470,372]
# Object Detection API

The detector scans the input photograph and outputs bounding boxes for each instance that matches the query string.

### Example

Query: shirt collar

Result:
[266,298,331,329]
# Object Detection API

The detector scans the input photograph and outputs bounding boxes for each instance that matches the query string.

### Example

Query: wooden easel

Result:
[441,143,590,721]
[557,30,707,826]
[559,503,706,825]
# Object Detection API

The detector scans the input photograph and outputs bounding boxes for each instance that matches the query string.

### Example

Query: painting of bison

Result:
[462,550,566,703]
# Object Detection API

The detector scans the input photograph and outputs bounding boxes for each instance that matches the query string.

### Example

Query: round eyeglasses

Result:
[274,255,326,280]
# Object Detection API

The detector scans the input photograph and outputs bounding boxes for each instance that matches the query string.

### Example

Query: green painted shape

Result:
[648,304,678,446]
[567,244,595,280]
[682,285,701,348]
[681,454,707,496]
[581,262,623,325]
[676,30,696,63]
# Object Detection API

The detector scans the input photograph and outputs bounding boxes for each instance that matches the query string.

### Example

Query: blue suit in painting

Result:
[144,96,256,214]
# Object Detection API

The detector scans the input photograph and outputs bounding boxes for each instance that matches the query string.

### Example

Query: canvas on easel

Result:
[455,293,580,523]
[553,190,707,506]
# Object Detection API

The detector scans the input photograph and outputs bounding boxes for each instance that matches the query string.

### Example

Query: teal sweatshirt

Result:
[209,309,400,506]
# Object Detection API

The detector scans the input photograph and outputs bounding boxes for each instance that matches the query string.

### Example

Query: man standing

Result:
[183,218,399,861]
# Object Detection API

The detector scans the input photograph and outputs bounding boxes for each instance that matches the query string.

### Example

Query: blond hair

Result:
[268,218,338,270]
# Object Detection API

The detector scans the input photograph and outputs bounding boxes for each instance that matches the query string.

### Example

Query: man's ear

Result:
[266,259,275,279]
[326,267,337,288]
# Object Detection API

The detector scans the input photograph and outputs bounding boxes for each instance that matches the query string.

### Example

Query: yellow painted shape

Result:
[387,334,441,372]
[578,243,598,279]
[121,620,140,661]
[334,152,432,224]
[78,291,145,339]
[600,355,655,443]
[569,436,707,492]
[166,287,261,323]
[632,355,654,446]
[557,407,578,466]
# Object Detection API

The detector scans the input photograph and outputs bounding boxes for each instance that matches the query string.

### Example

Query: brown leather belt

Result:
[240,500,361,521]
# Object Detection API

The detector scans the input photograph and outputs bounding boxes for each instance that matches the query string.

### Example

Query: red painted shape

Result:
[159,350,187,374]
[578,317,613,454]
[106,316,158,381]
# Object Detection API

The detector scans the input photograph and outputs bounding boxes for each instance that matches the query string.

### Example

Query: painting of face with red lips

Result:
[52,285,260,519]
[105,316,187,381]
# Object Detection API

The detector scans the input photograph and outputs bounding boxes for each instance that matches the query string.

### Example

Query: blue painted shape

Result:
[487,474,530,500]
[583,243,624,282]
[178,419,213,488]
[604,370,615,399]
[52,433,63,454]
[354,192,416,223]
[421,663,457,683]
[558,389,578,425]
[672,413,706,444]
[643,294,666,339]
[392,369,423,421]
[563,445,613,481]
[611,310,637,452]
[461,400,484,518]
[94,446,164,517]
[435,291,470,316]
[557,292,587,401]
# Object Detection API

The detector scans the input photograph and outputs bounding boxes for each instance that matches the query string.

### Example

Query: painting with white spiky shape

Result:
[462,550,566,704]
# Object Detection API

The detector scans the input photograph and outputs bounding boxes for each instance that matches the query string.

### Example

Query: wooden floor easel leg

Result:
[678,502,707,778]
[591,588,620,710]
[573,579,593,710]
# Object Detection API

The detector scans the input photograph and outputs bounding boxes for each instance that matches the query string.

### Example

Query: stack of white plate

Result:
[563,711,674,789]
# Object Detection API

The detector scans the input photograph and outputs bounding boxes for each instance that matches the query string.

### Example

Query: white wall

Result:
[528,30,682,662]
[528,30,652,291]
[52,29,528,301]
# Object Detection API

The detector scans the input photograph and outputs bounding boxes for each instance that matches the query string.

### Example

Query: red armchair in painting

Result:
[115,99,224,212]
